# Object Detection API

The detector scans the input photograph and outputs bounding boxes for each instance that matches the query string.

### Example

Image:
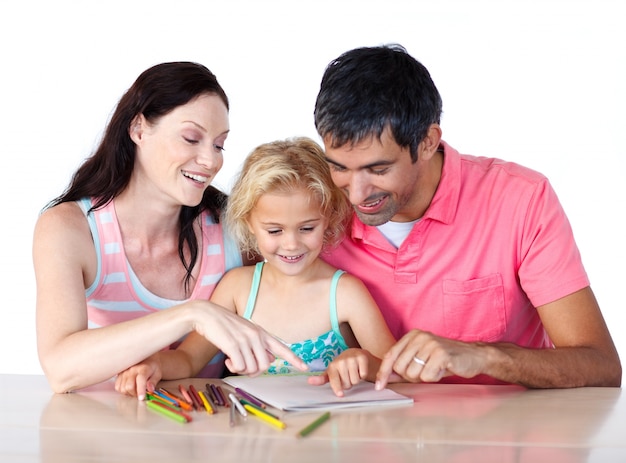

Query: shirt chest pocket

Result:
[442,274,506,342]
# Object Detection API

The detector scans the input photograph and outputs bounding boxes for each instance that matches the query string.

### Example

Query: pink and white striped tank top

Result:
[79,198,241,377]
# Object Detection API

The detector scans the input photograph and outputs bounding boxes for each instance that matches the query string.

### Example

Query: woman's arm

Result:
[35,206,305,393]
[34,203,195,393]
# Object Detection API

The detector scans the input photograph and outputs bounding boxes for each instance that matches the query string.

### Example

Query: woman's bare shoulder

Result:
[37,201,88,225]
[34,201,93,250]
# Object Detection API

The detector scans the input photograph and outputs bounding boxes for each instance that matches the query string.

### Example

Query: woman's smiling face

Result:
[130,93,229,207]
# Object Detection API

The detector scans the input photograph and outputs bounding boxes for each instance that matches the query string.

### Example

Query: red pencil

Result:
[188,384,205,411]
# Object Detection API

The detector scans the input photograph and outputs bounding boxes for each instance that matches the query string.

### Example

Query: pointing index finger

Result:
[265,334,308,372]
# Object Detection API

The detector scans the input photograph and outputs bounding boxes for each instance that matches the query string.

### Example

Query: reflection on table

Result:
[0,375,624,462]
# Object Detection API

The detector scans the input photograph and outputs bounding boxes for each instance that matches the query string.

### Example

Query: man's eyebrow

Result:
[324,156,344,168]
[324,156,394,170]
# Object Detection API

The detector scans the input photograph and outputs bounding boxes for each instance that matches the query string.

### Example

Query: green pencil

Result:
[297,411,331,438]
[146,398,189,423]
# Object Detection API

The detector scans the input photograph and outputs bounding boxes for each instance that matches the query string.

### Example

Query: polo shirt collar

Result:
[349,140,461,241]
[422,140,460,225]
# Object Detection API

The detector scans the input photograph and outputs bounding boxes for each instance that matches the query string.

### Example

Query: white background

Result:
[0,0,624,386]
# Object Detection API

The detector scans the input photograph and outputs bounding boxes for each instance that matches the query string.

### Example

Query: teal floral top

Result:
[243,262,349,374]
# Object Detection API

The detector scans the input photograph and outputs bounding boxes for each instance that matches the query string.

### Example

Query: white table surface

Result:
[1,374,624,462]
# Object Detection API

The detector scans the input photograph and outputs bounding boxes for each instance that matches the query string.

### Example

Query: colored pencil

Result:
[146,399,191,423]
[209,383,223,406]
[147,397,193,422]
[229,398,236,427]
[297,412,331,438]
[146,392,179,409]
[205,383,219,405]
[216,385,230,407]
[238,399,279,419]
[234,387,267,408]
[243,404,286,430]
[228,393,248,417]
[188,385,204,410]
[151,390,180,407]
[198,390,215,415]
[178,384,197,410]
[159,388,193,411]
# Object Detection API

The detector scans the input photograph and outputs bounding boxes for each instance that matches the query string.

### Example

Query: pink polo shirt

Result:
[322,141,589,358]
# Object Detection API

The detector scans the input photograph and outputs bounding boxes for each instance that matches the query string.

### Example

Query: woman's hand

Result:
[191,302,308,376]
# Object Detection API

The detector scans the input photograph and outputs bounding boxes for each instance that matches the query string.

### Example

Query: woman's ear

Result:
[129,115,145,144]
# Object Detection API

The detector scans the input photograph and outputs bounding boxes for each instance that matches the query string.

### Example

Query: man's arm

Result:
[376,287,621,389]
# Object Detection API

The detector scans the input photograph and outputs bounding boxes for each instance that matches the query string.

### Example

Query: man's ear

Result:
[420,123,443,160]
[129,114,145,144]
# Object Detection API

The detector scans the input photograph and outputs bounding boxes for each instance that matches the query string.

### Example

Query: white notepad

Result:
[223,375,414,412]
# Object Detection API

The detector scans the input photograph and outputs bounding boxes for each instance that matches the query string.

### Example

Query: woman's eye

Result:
[183,137,199,145]
[213,144,225,152]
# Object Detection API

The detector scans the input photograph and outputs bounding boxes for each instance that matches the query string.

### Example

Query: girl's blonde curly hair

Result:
[225,137,352,256]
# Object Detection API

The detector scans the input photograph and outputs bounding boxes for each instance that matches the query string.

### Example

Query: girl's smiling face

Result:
[246,187,328,276]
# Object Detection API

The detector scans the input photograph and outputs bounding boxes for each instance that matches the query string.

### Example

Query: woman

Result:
[33,62,305,394]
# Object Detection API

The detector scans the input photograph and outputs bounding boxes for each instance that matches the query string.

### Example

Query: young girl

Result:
[117,137,396,397]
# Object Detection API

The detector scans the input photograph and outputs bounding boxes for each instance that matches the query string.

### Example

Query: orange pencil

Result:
[178,384,197,410]
[159,388,193,411]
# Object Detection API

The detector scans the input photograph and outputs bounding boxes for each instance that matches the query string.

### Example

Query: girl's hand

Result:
[307,348,370,397]
[115,354,163,400]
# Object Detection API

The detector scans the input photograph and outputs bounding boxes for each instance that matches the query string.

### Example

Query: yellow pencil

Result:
[198,390,215,415]
[243,404,286,430]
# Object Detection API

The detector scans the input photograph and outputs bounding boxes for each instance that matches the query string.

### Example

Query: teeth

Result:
[182,171,208,183]
[363,198,383,207]
[282,255,302,260]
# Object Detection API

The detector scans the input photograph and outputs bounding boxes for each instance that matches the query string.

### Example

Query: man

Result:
[314,44,621,389]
